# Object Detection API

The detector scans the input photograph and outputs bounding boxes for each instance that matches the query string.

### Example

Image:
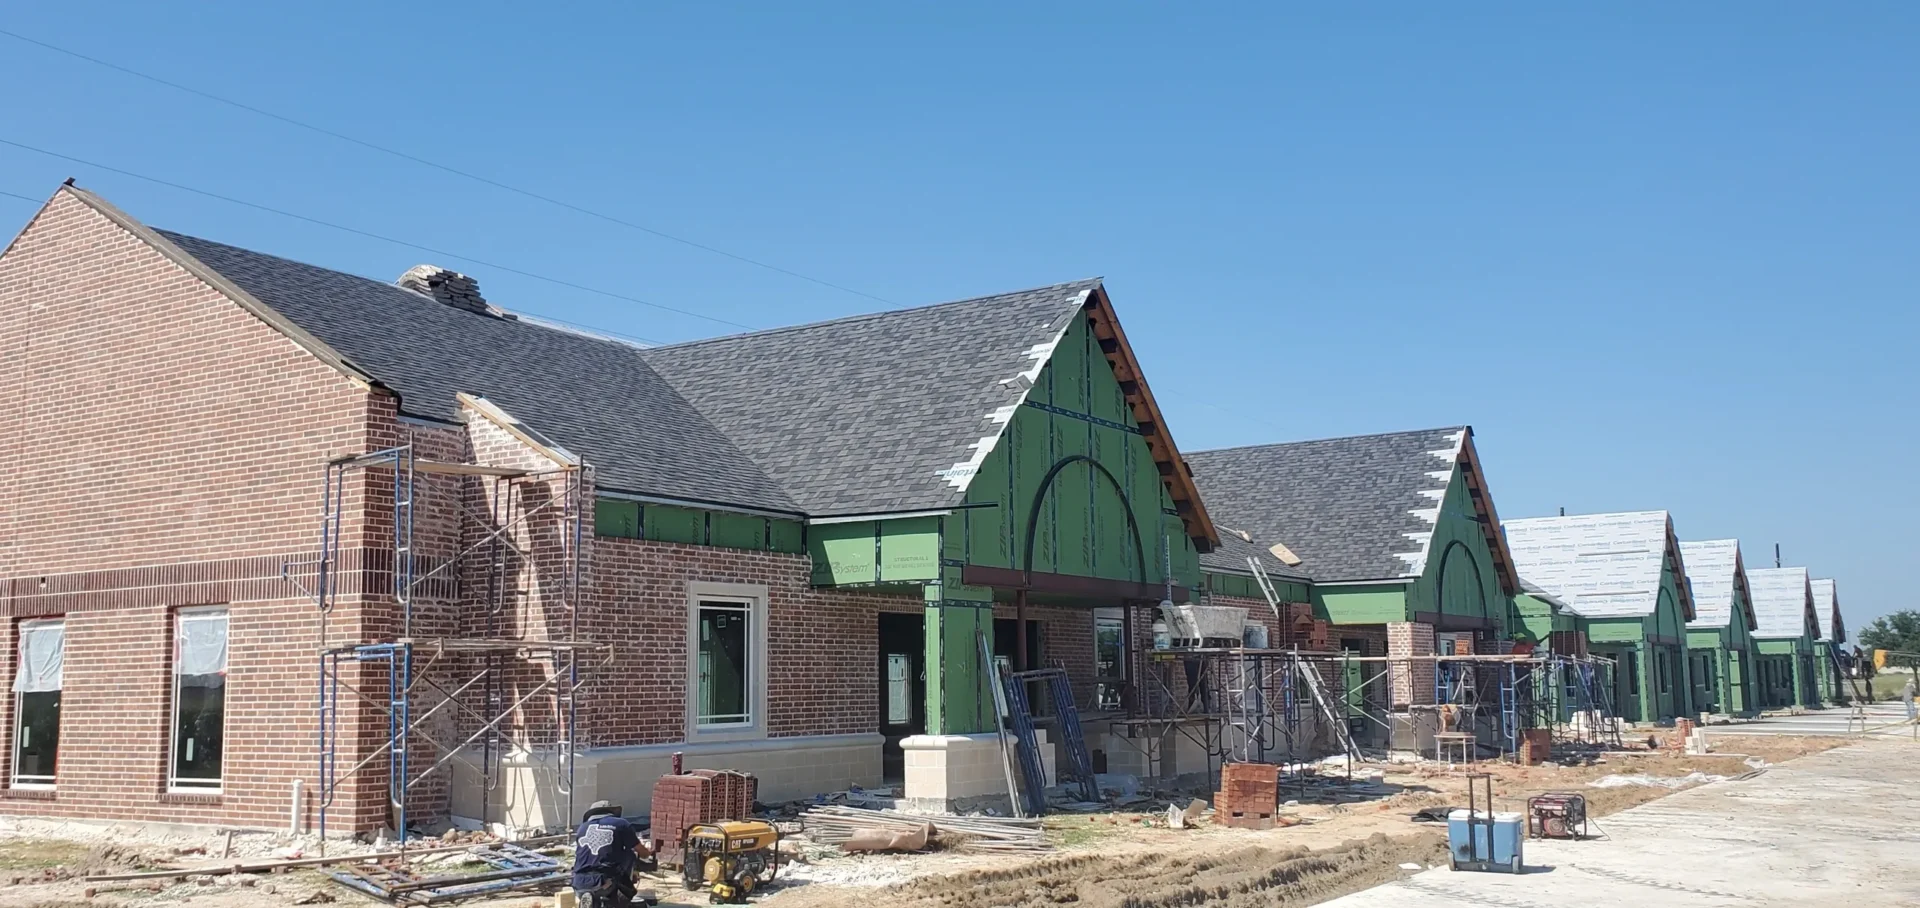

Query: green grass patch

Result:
[0,838,91,870]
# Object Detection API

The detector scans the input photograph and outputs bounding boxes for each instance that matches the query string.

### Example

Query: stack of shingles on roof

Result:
[1746,567,1815,640]
[1186,427,1469,582]
[1811,579,1843,643]
[1501,511,1681,620]
[1679,539,1751,630]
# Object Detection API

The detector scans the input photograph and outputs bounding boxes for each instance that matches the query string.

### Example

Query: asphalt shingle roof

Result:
[1747,567,1815,640]
[1186,428,1469,582]
[1503,511,1681,620]
[1812,578,1842,642]
[152,220,1104,519]
[157,231,800,512]
[1201,527,1313,583]
[639,280,1098,516]
[1679,539,1749,630]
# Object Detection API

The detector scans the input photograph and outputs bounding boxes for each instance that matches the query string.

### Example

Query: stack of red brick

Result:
[1214,762,1278,830]
[1669,718,1696,750]
[1520,728,1552,765]
[649,769,758,867]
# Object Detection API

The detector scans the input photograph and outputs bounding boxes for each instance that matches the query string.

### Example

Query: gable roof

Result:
[1812,578,1843,643]
[1502,510,1695,621]
[1678,539,1757,631]
[1747,567,1817,640]
[1202,526,1312,583]
[1186,427,1519,588]
[54,186,1216,539]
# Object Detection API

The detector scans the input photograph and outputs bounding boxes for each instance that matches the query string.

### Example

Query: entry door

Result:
[878,614,926,780]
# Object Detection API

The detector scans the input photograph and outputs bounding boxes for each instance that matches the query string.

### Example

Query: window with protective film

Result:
[12,620,64,788]
[171,609,228,792]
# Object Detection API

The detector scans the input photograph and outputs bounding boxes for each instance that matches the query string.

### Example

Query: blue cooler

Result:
[1446,809,1524,873]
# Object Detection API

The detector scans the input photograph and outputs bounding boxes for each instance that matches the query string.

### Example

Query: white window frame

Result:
[685,582,768,743]
[11,619,64,790]
[169,607,229,794]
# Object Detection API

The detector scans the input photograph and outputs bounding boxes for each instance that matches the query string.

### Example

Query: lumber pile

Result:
[800,805,1049,854]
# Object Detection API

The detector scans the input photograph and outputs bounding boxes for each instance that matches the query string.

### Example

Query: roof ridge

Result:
[150,228,655,357]
[1187,425,1469,456]
[1505,509,1669,524]
[640,277,1104,353]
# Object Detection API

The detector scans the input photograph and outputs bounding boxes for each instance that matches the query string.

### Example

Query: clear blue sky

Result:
[3,4,1913,632]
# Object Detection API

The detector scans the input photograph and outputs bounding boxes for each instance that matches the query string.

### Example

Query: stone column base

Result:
[901,731,1051,813]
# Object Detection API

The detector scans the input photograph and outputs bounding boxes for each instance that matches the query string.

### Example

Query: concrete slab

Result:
[1323,735,1920,906]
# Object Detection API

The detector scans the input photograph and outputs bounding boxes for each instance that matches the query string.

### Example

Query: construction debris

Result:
[800,805,1049,854]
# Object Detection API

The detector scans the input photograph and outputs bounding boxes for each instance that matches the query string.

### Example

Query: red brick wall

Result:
[587,537,920,746]
[0,192,394,830]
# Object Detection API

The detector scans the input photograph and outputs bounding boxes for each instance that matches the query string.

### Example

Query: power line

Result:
[0,189,45,205]
[0,27,896,307]
[0,135,746,337]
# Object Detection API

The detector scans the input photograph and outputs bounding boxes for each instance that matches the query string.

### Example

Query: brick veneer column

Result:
[1388,622,1436,707]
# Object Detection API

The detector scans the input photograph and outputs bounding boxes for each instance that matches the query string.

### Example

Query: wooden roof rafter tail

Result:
[1664,518,1697,621]
[1455,431,1522,595]
[1733,548,1758,632]
[1082,285,1219,552]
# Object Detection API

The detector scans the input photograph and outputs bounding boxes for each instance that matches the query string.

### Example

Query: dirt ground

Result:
[0,735,1845,908]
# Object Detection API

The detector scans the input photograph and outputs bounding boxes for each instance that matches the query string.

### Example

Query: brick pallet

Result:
[649,770,758,867]
[1215,762,1279,831]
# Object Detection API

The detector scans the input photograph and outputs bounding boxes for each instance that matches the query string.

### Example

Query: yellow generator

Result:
[681,821,780,904]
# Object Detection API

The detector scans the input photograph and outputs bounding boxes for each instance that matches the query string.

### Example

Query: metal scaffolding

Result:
[288,445,609,848]
[1114,638,1623,792]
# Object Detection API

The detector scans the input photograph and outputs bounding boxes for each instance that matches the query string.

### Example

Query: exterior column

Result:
[1387,622,1436,753]
[1387,622,1436,707]
[1719,647,1736,715]
[923,591,992,736]
[1636,641,1658,723]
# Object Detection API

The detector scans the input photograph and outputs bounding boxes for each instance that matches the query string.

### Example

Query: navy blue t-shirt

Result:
[572,815,641,890]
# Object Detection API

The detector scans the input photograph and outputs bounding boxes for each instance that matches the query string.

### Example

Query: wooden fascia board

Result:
[1457,433,1522,596]
[1083,285,1220,551]
[59,185,384,391]
[1732,551,1759,632]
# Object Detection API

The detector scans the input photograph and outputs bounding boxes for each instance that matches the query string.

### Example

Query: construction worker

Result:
[572,800,653,908]
[1904,676,1918,724]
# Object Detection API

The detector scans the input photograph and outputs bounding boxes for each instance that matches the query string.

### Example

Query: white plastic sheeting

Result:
[1502,510,1675,619]
[12,622,63,694]
[175,612,228,687]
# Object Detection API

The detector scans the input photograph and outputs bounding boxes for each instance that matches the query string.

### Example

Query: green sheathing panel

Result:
[805,517,943,586]
[1509,593,1559,645]
[924,572,995,735]
[594,498,806,554]
[1755,637,1813,709]
[1636,560,1696,723]
[1406,470,1506,634]
[879,517,941,582]
[1586,617,1648,722]
[1686,629,1727,714]
[1203,571,1311,607]
[809,520,878,585]
[1314,585,1410,625]
[1723,598,1757,715]
[956,311,1199,593]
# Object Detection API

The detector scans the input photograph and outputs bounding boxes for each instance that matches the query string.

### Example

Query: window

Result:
[1657,651,1672,694]
[1093,611,1124,711]
[12,620,64,788]
[696,601,750,726]
[685,583,768,739]
[885,655,912,724]
[1625,651,1640,696]
[170,609,228,792]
